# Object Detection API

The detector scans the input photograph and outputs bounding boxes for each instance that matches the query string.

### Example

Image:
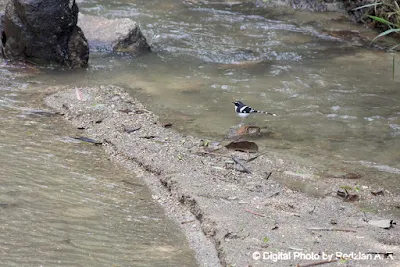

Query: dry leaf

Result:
[162,122,172,128]
[343,173,362,179]
[225,141,258,153]
[236,125,261,135]
[371,190,384,196]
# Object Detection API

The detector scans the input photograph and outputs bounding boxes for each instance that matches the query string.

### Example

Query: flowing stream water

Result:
[75,0,398,191]
[0,68,197,265]
[1,0,400,265]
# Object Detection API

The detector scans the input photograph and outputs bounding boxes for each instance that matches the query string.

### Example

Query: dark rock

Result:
[2,0,89,67]
[78,14,150,54]
[68,26,89,67]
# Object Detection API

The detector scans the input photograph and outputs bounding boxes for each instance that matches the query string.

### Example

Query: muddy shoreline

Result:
[44,86,400,266]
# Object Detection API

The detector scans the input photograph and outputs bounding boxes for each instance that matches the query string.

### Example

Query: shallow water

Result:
[66,1,400,192]
[0,68,197,266]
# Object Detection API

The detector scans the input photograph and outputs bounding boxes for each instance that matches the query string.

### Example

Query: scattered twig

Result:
[267,191,280,198]
[362,212,369,223]
[244,209,266,217]
[181,219,196,224]
[72,136,102,145]
[328,173,361,179]
[232,156,251,173]
[264,172,272,180]
[124,126,141,133]
[195,151,230,158]
[140,135,157,139]
[134,109,145,114]
[307,227,356,233]
[119,109,132,113]
[247,151,269,162]
[296,259,338,267]
[309,206,316,214]
[371,190,384,196]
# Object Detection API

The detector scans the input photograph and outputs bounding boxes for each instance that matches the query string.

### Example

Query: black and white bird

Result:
[232,101,276,123]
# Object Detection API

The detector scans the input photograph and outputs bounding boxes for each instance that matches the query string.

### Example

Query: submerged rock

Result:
[78,14,150,54]
[1,0,89,67]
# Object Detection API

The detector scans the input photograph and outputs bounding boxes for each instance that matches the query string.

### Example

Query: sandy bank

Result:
[44,85,400,267]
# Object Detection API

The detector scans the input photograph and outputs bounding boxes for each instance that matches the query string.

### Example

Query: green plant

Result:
[353,1,400,79]
[369,15,399,79]
[368,16,400,43]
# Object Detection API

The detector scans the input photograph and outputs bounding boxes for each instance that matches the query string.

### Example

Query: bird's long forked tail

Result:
[257,110,276,116]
